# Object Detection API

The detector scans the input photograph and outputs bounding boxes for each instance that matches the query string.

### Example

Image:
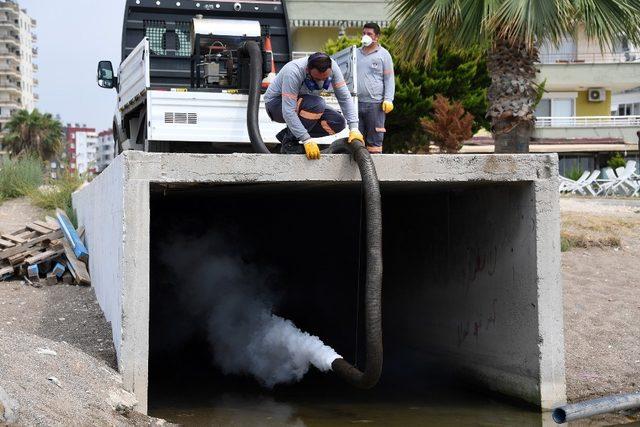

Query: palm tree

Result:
[3,109,64,160]
[391,0,640,153]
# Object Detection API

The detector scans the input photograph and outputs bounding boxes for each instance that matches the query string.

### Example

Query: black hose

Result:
[240,41,270,154]
[326,139,383,389]
[238,41,384,386]
[552,392,640,423]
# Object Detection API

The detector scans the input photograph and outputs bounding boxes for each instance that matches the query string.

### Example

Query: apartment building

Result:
[0,0,37,131]
[96,130,115,172]
[285,0,389,57]
[65,125,97,176]
[533,29,640,172]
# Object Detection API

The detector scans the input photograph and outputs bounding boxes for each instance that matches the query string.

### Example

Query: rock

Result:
[0,386,17,423]
[36,348,57,356]
[48,376,62,388]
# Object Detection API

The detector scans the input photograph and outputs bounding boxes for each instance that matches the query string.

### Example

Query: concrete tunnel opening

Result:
[147,180,540,406]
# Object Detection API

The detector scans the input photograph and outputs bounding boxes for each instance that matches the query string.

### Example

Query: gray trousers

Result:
[266,94,347,139]
[358,102,386,153]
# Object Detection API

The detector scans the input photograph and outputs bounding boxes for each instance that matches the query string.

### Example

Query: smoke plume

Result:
[160,231,340,387]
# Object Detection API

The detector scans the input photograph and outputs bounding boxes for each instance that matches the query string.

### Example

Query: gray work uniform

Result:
[264,56,359,145]
[356,45,395,153]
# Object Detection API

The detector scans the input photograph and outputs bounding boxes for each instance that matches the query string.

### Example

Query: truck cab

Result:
[97,0,357,154]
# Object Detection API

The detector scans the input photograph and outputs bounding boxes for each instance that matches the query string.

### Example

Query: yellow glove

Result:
[304,140,320,160]
[348,129,364,144]
[382,100,394,114]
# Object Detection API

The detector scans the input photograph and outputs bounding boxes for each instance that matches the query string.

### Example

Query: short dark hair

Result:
[307,52,332,72]
[363,22,381,36]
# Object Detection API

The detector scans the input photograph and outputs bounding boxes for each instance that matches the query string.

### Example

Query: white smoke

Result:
[161,232,341,387]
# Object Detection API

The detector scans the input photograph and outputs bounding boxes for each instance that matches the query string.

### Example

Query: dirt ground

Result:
[0,198,166,426]
[1,196,640,425]
[561,197,640,405]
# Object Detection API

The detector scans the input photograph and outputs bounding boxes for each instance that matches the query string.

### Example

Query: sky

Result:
[19,0,124,131]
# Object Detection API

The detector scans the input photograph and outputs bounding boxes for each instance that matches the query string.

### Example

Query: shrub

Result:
[607,153,626,169]
[420,95,474,153]
[0,157,43,200]
[28,172,84,226]
[565,167,584,181]
[323,28,489,153]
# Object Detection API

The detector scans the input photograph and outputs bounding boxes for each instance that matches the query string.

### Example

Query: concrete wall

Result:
[72,152,565,413]
[575,90,611,116]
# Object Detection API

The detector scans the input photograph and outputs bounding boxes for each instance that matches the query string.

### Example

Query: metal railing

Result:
[538,51,640,64]
[536,115,640,127]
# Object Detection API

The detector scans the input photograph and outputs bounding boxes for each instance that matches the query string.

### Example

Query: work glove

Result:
[348,129,364,144]
[382,100,394,114]
[304,140,321,160]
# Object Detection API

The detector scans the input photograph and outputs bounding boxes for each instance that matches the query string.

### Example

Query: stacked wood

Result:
[0,212,90,287]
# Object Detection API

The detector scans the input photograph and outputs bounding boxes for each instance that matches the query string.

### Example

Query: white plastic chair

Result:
[573,170,601,196]
[560,170,589,193]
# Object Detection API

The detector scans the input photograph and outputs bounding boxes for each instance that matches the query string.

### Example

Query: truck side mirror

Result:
[97,61,117,89]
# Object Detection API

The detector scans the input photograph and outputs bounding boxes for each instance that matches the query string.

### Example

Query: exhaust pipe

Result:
[323,140,383,388]
[242,41,384,388]
[240,40,270,154]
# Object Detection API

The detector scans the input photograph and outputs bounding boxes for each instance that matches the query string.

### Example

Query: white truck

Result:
[97,0,357,154]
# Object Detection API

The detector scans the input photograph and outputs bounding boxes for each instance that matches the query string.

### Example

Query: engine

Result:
[190,16,272,91]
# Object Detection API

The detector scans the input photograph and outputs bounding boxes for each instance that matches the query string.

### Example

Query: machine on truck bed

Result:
[97,0,357,153]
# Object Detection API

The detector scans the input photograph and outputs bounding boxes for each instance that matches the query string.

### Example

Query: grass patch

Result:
[28,173,84,227]
[0,157,43,201]
[560,231,621,251]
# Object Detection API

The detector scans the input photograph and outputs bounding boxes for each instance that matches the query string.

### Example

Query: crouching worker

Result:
[264,52,364,160]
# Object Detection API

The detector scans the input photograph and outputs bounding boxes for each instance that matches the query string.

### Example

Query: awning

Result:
[290,19,389,28]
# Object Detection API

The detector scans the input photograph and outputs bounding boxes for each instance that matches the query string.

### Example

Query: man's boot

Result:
[277,128,305,154]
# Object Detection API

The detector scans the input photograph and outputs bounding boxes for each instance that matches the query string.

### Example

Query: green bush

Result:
[28,172,84,226]
[324,27,489,153]
[0,157,43,200]
[565,167,584,181]
[607,153,626,169]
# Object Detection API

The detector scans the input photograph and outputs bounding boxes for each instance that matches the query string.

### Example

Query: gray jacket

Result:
[264,57,358,142]
[357,45,395,104]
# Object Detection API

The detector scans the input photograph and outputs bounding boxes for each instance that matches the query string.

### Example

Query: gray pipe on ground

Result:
[552,392,640,423]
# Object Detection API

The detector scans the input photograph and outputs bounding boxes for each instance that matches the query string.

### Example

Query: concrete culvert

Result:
[73,152,565,413]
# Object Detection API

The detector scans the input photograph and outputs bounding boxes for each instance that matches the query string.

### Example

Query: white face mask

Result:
[361,35,373,47]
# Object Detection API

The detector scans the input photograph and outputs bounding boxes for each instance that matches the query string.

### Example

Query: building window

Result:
[616,102,640,116]
[535,98,575,117]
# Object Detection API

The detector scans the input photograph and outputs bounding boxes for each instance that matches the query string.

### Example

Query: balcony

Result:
[31,33,37,42]
[536,115,640,127]
[32,47,37,56]
[33,63,38,71]
[34,93,39,100]
[538,51,640,64]
[534,115,640,144]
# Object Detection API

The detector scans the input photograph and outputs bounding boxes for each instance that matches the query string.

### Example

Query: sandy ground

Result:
[561,197,640,403]
[1,195,640,425]
[0,198,166,426]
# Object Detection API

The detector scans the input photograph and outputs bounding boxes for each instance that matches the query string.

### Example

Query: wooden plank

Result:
[78,226,86,242]
[61,238,90,286]
[2,234,26,244]
[26,249,65,265]
[0,265,14,277]
[9,249,41,266]
[34,220,59,231]
[56,209,89,263]
[26,223,52,235]
[0,230,63,260]
[0,239,15,248]
[17,231,38,240]
[45,216,61,230]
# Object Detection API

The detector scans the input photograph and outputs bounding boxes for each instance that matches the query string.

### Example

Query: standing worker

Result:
[264,52,364,160]
[357,23,395,154]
